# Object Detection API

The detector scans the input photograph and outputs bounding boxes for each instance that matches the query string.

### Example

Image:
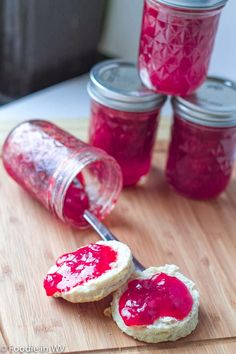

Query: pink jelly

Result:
[63,173,90,226]
[166,114,236,199]
[119,273,193,326]
[166,77,236,200]
[2,120,122,228]
[138,0,225,96]
[89,101,161,186]
[88,60,166,186]
[44,243,117,296]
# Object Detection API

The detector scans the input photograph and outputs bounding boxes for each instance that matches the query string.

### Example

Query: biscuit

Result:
[44,240,134,303]
[111,264,199,343]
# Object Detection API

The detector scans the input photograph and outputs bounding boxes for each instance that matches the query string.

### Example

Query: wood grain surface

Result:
[0,118,236,353]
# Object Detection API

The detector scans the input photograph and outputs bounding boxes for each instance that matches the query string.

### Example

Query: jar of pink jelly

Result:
[2,120,122,228]
[138,0,227,96]
[166,77,236,200]
[88,60,167,186]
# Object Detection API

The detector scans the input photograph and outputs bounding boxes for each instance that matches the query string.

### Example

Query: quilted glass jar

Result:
[166,77,236,199]
[88,60,166,186]
[2,120,122,228]
[138,0,227,96]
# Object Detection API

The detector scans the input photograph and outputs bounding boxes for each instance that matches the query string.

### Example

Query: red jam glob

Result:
[88,60,166,186]
[138,0,226,96]
[166,77,236,199]
[44,243,117,296]
[63,173,90,227]
[119,273,193,326]
[2,120,122,228]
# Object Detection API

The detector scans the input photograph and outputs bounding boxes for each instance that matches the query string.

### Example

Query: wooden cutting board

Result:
[0,119,236,354]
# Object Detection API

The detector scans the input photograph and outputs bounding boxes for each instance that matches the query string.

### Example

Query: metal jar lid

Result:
[87,60,166,113]
[154,0,227,10]
[173,76,236,128]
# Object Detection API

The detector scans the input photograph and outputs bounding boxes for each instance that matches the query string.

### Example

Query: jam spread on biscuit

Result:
[44,244,117,296]
[119,273,193,326]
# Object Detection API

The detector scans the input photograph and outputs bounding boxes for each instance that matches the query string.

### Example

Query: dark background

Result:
[0,0,106,103]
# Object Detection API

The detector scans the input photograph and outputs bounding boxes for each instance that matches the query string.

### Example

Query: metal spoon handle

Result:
[83,210,145,272]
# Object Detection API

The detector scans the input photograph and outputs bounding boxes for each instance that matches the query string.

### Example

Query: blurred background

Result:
[0,0,235,117]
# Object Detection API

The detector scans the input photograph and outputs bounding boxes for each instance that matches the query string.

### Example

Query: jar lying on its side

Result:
[138,0,227,96]
[88,60,167,186]
[166,77,236,200]
[2,120,122,228]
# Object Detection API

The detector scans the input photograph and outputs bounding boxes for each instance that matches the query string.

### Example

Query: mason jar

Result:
[138,0,227,96]
[2,120,122,228]
[166,77,236,199]
[88,60,167,186]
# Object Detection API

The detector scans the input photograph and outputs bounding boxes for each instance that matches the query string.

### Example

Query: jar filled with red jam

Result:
[88,60,167,186]
[166,77,236,200]
[2,120,122,228]
[138,0,227,96]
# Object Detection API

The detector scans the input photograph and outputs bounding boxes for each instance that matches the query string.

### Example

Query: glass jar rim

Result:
[151,0,227,10]
[88,82,166,113]
[172,76,236,128]
[88,60,166,112]
[172,100,236,128]
[49,147,122,228]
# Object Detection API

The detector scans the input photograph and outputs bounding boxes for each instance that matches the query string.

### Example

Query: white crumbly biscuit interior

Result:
[111,264,199,343]
[46,240,134,303]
